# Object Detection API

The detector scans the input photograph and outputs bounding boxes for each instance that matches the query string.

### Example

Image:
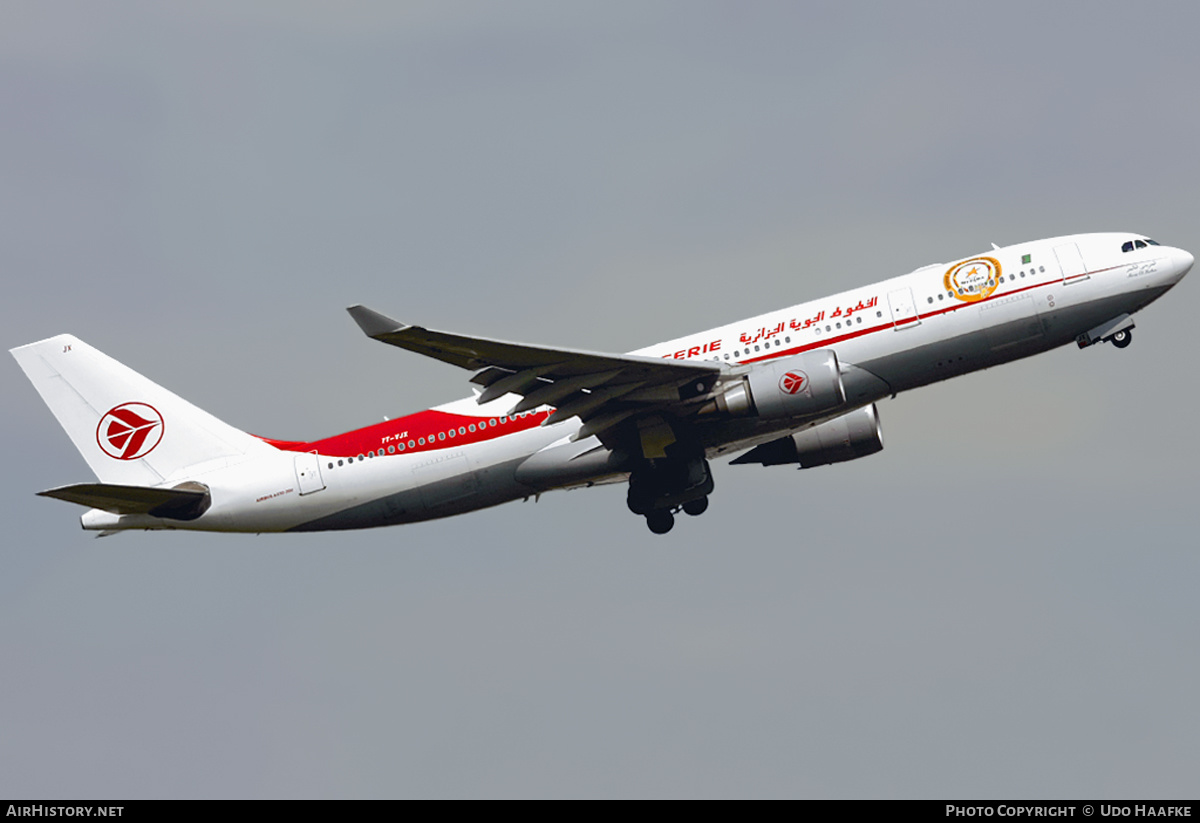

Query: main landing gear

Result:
[1110,328,1133,349]
[627,454,714,535]
[642,496,710,535]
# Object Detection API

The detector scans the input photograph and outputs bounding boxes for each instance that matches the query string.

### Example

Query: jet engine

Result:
[714,350,845,420]
[731,404,884,467]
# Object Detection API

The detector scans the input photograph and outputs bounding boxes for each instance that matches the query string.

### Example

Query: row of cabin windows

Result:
[324,414,534,469]
[719,309,887,359]
[726,337,792,359]
[924,266,1046,303]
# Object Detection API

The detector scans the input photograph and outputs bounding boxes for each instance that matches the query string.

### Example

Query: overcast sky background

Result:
[3,1,1199,798]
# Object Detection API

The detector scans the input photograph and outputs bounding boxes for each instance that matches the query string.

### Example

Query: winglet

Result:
[347,305,408,338]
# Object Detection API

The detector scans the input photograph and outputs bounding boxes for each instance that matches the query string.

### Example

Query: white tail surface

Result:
[11,334,276,485]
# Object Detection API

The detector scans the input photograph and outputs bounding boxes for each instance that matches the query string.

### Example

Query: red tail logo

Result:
[778,371,808,395]
[96,403,164,460]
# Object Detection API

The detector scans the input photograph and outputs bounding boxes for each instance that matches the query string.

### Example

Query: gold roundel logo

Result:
[944,256,1001,303]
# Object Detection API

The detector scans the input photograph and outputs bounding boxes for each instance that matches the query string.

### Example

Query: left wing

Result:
[347,305,724,439]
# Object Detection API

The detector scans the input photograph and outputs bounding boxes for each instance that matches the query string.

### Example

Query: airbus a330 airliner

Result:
[12,232,1193,535]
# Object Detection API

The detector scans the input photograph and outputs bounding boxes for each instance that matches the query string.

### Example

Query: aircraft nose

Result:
[1174,248,1195,282]
[1180,248,1194,273]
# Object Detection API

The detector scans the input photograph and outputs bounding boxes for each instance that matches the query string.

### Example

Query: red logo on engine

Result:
[96,403,164,460]
[779,371,808,395]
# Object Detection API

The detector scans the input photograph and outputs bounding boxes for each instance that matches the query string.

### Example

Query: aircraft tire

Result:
[646,510,674,535]
[1111,329,1132,348]
[682,496,709,516]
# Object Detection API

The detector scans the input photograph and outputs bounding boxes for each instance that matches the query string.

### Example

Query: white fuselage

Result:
[79,232,1192,533]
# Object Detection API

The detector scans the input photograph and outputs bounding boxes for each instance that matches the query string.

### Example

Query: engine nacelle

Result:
[731,404,884,468]
[717,350,845,420]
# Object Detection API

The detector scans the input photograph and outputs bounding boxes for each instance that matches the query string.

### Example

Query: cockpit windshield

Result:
[1121,238,1160,252]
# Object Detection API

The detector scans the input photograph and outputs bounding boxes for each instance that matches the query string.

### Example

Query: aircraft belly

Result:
[288,454,533,530]
[857,289,1154,394]
[288,425,565,531]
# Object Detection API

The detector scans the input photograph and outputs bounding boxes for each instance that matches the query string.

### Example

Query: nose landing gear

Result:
[1077,314,1135,350]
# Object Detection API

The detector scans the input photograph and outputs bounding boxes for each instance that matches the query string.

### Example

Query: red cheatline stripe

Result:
[260,407,552,458]
[737,265,1119,365]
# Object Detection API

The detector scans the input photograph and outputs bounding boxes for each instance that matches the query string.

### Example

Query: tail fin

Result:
[11,334,275,485]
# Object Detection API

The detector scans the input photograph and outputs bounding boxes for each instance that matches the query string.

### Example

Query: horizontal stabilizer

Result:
[37,482,211,521]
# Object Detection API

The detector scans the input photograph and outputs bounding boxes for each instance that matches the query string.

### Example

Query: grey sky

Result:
[3,1,1199,798]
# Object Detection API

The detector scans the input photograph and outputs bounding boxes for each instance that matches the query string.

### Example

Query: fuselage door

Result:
[1055,242,1089,285]
[295,451,326,495]
[887,287,921,329]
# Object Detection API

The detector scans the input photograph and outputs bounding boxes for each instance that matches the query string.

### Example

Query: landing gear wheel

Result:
[1111,329,1132,349]
[646,510,675,535]
[682,496,709,517]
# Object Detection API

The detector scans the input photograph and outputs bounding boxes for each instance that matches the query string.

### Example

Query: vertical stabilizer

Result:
[11,334,275,485]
